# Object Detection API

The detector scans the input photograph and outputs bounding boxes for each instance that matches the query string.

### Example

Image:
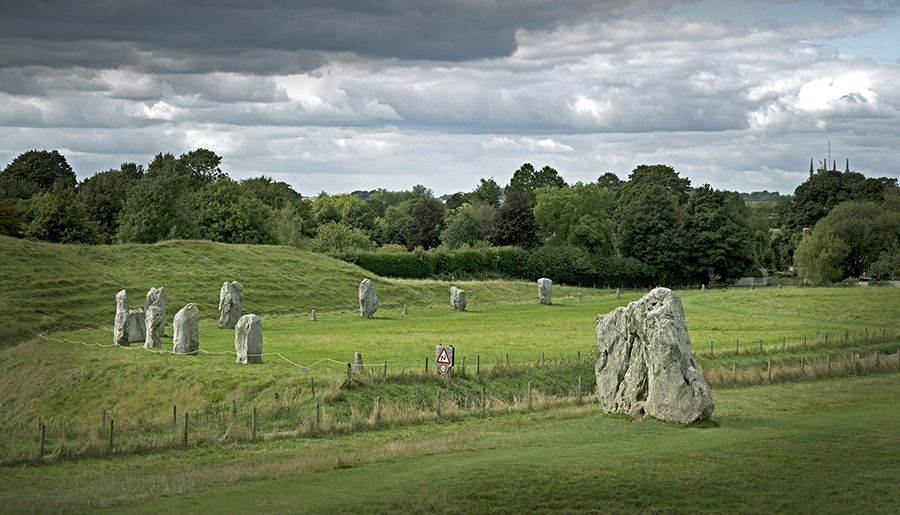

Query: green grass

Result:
[3,237,900,513]
[2,375,898,514]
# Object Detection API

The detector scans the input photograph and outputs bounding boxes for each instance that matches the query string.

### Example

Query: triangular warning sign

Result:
[437,347,451,364]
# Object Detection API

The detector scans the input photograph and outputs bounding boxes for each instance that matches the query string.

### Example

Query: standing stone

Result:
[114,289,129,346]
[701,284,706,292]
[234,314,262,364]
[594,287,714,423]
[450,286,467,311]
[359,278,378,318]
[218,281,244,329]
[402,304,408,315]
[173,303,200,355]
[538,278,552,305]
[310,309,317,321]
[351,352,364,373]
[126,309,146,343]
[615,289,620,299]
[778,284,783,290]
[144,305,163,350]
[578,293,582,302]
[144,287,167,337]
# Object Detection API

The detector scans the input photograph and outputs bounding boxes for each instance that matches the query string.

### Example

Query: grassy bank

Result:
[2,374,898,514]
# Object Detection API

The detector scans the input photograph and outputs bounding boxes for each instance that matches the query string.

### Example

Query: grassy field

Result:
[3,237,900,514]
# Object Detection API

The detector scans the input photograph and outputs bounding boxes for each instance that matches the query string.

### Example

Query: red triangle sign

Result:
[437,348,451,364]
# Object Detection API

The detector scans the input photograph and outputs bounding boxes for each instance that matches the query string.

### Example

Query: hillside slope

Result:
[0,236,539,345]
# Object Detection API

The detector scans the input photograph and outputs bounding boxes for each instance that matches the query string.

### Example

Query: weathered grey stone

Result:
[218,281,243,329]
[144,287,167,337]
[538,278,552,305]
[173,303,200,355]
[402,304,408,315]
[126,309,145,343]
[701,284,706,292]
[359,278,378,318]
[351,352,364,373]
[594,287,714,424]
[616,289,620,299]
[578,293,582,302]
[114,289,129,346]
[144,305,163,350]
[778,284,783,290]
[310,309,317,321]
[450,286,467,311]
[234,314,262,364]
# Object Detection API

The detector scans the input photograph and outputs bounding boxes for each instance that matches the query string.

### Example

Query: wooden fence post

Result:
[183,412,189,446]
[383,360,387,377]
[39,423,45,458]
[476,355,480,374]
[506,353,509,370]
[315,402,321,432]
[481,385,486,415]
[577,377,582,403]
[527,382,532,411]
[173,405,177,427]
[767,359,772,381]
[373,397,380,426]
[311,378,316,398]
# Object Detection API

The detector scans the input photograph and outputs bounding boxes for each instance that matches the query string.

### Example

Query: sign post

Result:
[435,345,454,375]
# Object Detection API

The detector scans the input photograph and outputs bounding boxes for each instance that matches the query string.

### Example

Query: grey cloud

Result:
[0,0,679,72]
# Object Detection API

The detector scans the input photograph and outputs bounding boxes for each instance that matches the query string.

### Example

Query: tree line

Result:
[1,149,898,285]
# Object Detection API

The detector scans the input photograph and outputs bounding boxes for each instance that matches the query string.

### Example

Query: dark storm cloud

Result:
[0,0,677,71]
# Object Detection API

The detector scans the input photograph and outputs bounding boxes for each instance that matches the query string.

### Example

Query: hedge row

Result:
[338,245,658,287]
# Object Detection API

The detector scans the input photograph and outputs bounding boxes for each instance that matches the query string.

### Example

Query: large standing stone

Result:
[234,314,262,364]
[538,278,552,305]
[351,352,364,373]
[359,278,378,318]
[144,287,167,337]
[594,287,714,424]
[144,305,163,350]
[126,309,146,343]
[450,286,466,311]
[114,289,129,346]
[173,303,200,355]
[218,281,244,329]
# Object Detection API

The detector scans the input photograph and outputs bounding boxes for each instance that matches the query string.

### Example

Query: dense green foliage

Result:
[3,149,899,285]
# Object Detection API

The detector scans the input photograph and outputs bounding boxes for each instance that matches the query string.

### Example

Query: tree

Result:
[533,182,615,255]
[489,188,538,249]
[241,176,302,211]
[596,173,622,198]
[786,169,864,231]
[470,177,502,207]
[0,198,27,237]
[682,185,753,283]
[794,231,850,284]
[119,162,144,184]
[277,201,314,248]
[807,201,900,279]
[117,153,197,243]
[441,202,496,249]
[0,150,76,199]
[77,170,128,243]
[407,197,445,250]
[24,184,100,244]
[614,165,690,281]
[306,221,375,253]
[381,199,417,246]
[507,163,566,204]
[193,178,277,244]
[179,148,226,187]
[444,192,468,212]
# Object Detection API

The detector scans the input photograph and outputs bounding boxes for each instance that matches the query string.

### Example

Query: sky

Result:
[1,0,899,197]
